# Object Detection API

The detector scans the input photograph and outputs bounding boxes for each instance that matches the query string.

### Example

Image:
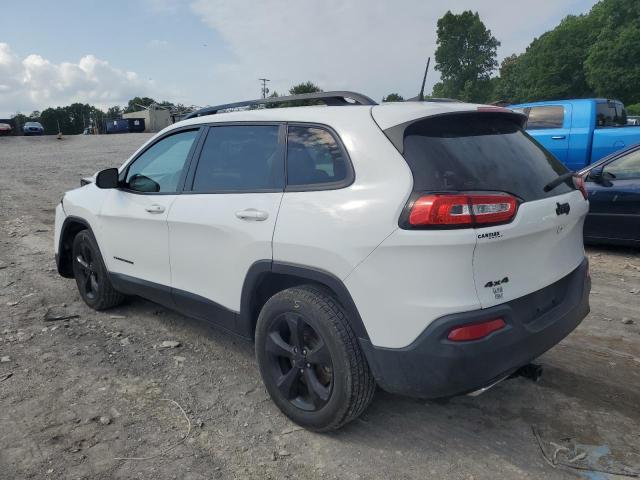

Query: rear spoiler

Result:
[382,108,527,154]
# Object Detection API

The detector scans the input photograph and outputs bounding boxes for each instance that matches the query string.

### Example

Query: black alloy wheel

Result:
[264,311,333,411]
[71,230,125,310]
[255,285,376,431]
[74,239,100,301]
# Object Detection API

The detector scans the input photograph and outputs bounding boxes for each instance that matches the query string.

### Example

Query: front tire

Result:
[72,230,125,310]
[255,285,376,431]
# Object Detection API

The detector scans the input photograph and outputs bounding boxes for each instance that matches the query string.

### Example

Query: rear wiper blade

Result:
[544,171,575,193]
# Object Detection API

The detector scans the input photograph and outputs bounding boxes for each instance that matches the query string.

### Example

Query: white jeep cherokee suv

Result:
[55,91,591,431]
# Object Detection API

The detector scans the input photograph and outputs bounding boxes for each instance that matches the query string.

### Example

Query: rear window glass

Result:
[286,126,349,186]
[398,114,572,202]
[596,102,627,127]
[192,125,283,192]
[526,106,564,130]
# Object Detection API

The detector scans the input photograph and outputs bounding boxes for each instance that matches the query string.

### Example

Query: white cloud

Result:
[0,42,161,116]
[189,0,598,103]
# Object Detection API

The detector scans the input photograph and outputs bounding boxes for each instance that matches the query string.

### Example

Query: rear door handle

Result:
[145,204,165,214]
[551,135,566,140]
[235,209,269,221]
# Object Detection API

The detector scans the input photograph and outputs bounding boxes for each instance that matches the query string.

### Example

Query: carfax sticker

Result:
[477,231,502,240]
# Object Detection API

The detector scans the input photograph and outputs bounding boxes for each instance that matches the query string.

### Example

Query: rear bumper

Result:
[359,258,590,398]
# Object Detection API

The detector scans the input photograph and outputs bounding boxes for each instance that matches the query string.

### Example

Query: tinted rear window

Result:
[191,125,282,192]
[398,114,572,201]
[596,101,627,127]
[287,126,349,187]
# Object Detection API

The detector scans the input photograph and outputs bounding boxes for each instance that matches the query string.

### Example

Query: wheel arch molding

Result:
[239,260,370,342]
[57,216,95,278]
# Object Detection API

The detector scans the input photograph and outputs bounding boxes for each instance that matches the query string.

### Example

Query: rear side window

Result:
[286,126,350,188]
[397,114,572,202]
[596,101,627,127]
[526,106,564,130]
[191,125,283,192]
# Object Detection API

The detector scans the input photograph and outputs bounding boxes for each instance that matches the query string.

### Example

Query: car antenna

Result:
[418,57,431,101]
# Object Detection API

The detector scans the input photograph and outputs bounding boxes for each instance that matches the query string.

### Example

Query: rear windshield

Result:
[395,114,572,201]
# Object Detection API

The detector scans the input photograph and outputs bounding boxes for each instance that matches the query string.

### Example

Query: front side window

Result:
[604,149,640,180]
[124,129,199,193]
[526,106,564,130]
[191,125,282,192]
[286,126,350,187]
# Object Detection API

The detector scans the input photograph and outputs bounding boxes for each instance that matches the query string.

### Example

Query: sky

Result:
[0,0,600,117]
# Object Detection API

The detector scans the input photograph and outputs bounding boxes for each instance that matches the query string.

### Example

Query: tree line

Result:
[426,0,640,114]
[10,97,186,136]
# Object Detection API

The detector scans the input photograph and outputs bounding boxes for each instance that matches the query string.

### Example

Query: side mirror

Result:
[128,174,160,193]
[95,168,119,189]
[588,168,614,187]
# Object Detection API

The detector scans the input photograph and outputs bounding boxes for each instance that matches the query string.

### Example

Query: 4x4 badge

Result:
[484,277,509,288]
[556,202,570,216]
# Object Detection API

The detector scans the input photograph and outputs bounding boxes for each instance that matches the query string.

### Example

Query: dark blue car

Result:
[579,144,640,246]
[23,121,44,135]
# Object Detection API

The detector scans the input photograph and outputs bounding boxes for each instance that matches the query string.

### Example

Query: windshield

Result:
[395,113,573,202]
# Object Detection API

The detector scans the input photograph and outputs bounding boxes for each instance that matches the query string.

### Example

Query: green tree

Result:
[584,0,640,104]
[289,81,322,95]
[286,81,323,106]
[492,54,524,103]
[515,15,596,102]
[491,0,640,105]
[382,93,404,102]
[585,24,640,104]
[106,105,123,118]
[125,96,156,113]
[432,11,500,103]
[627,103,640,116]
[37,103,105,135]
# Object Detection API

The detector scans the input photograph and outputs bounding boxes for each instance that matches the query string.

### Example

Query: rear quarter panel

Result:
[272,112,413,280]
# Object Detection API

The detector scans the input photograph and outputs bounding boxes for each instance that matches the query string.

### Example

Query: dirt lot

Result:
[0,134,639,480]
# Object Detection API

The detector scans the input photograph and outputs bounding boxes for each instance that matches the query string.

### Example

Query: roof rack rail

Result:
[406,96,462,103]
[184,91,377,119]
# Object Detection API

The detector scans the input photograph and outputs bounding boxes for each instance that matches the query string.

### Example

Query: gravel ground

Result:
[0,134,639,480]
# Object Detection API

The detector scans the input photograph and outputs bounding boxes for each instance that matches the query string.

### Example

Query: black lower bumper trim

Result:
[360,258,590,398]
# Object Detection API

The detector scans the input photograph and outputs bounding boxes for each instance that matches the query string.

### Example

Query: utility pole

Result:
[259,78,270,98]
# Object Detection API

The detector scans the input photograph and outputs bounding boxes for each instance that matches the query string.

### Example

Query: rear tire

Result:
[72,230,125,310]
[255,285,376,431]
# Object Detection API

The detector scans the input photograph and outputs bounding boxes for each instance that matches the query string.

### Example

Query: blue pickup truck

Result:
[509,99,640,171]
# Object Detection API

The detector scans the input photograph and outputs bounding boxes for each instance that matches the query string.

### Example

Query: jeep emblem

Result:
[556,202,570,216]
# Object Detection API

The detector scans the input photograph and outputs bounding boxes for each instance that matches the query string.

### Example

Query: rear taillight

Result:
[573,175,588,200]
[447,318,506,342]
[407,193,518,228]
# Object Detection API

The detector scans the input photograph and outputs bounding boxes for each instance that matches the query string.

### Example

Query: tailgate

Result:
[473,190,588,308]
